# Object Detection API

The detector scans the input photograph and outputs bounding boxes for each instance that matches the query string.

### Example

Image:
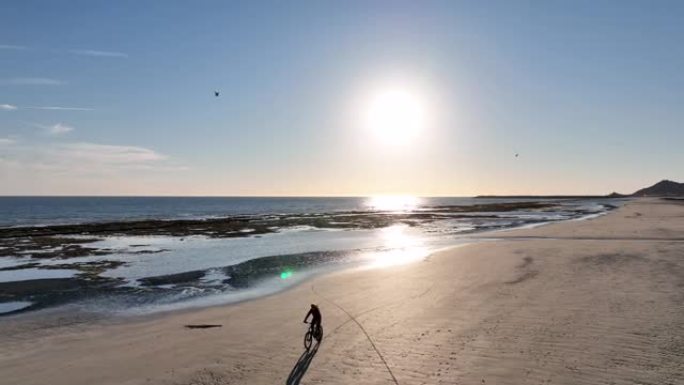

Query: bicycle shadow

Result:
[285,342,320,385]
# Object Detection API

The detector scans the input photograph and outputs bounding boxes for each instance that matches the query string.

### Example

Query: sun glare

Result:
[364,224,430,268]
[366,195,420,212]
[364,87,427,145]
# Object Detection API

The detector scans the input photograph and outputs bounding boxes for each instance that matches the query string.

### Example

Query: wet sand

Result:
[1,198,682,384]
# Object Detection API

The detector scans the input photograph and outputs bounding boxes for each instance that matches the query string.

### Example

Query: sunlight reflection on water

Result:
[365,195,422,212]
[363,224,431,268]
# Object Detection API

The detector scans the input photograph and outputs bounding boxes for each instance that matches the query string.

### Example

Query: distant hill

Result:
[476,180,684,199]
[631,180,684,197]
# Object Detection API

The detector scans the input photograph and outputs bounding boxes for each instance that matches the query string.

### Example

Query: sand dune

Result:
[1,199,683,384]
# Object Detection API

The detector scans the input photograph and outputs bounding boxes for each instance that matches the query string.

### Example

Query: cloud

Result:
[0,78,65,86]
[47,123,74,135]
[69,49,128,58]
[0,44,27,50]
[0,138,16,145]
[0,141,183,177]
[26,106,93,111]
[0,141,187,194]
[32,122,75,135]
[0,105,93,111]
[59,142,167,164]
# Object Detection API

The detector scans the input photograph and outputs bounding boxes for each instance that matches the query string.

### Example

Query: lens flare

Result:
[280,270,293,279]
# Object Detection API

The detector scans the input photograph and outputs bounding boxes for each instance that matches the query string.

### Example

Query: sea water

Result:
[0,197,620,315]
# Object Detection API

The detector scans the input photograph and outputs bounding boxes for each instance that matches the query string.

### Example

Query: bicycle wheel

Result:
[304,331,312,350]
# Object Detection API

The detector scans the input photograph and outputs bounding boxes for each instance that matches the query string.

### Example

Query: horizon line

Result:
[0,193,615,198]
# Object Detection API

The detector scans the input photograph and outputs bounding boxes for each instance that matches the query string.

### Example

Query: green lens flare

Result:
[280,270,293,280]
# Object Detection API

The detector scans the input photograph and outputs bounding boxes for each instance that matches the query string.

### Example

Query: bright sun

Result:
[364,87,427,145]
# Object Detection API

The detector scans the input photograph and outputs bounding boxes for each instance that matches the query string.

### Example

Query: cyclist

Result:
[303,304,322,342]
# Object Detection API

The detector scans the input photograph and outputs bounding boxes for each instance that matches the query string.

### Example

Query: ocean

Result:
[0,196,620,316]
[0,196,590,228]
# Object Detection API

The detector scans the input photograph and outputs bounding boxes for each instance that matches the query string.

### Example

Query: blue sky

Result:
[1,0,683,196]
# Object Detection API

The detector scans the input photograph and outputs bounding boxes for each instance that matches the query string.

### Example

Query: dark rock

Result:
[631,180,684,197]
[138,270,206,286]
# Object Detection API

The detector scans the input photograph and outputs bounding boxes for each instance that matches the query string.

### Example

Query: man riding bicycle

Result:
[303,304,322,342]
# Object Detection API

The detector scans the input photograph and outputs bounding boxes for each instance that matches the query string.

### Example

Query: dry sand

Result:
[1,198,683,385]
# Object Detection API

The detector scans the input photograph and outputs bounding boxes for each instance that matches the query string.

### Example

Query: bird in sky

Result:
[214,90,220,97]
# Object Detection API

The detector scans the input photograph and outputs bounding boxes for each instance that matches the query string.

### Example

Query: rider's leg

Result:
[314,322,321,341]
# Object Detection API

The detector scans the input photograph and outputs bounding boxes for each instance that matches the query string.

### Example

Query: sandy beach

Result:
[1,198,682,385]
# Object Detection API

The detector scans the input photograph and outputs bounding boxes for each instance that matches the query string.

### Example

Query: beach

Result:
[1,198,682,384]
[0,198,606,314]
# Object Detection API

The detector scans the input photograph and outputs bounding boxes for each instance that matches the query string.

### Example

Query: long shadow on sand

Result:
[286,342,320,385]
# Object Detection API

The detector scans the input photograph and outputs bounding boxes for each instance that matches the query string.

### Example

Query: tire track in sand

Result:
[311,284,432,385]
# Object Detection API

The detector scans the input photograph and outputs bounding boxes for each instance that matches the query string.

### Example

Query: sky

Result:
[1,0,683,196]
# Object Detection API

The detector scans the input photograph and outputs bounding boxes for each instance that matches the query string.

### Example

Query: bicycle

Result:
[303,321,323,350]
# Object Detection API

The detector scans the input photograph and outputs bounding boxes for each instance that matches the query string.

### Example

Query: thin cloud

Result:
[0,78,65,86]
[0,44,27,50]
[33,122,75,135]
[69,49,128,58]
[47,123,74,135]
[26,106,94,111]
[0,138,16,145]
[1,105,93,111]
[60,142,167,164]
[0,141,182,176]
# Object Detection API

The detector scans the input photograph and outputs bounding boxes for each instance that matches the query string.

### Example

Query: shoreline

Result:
[0,241,475,325]
[2,198,682,384]
[0,201,561,233]
[0,200,615,316]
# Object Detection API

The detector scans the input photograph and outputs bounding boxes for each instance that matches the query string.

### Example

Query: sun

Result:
[364,87,427,145]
